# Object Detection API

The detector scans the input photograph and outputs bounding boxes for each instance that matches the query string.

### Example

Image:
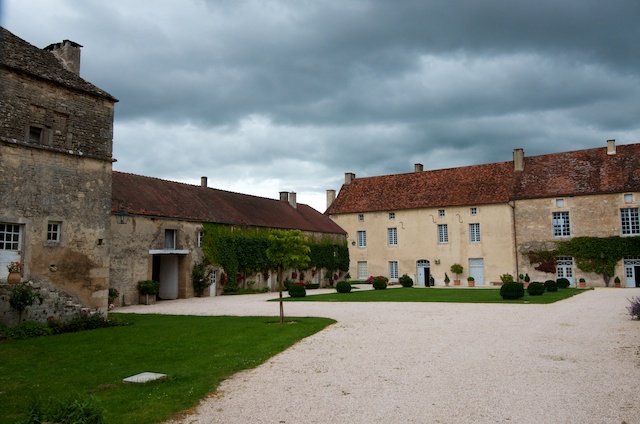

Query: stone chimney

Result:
[288,192,297,209]
[279,191,289,202]
[345,172,356,184]
[414,163,424,172]
[513,148,525,172]
[607,139,616,155]
[45,40,82,75]
[201,176,208,187]
[326,189,336,209]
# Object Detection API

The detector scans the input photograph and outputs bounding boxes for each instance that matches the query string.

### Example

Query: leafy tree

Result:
[266,230,311,324]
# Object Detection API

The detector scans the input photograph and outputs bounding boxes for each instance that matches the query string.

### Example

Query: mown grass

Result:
[0,314,334,424]
[284,287,590,304]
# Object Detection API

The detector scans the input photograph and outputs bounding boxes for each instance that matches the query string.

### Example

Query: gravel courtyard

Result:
[118,288,640,424]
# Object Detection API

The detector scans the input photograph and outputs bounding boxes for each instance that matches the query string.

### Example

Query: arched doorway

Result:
[416,259,431,287]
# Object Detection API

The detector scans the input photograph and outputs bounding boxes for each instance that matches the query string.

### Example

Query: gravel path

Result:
[116,288,640,424]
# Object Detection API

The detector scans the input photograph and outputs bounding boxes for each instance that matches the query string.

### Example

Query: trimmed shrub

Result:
[336,281,352,293]
[556,278,571,289]
[288,283,306,298]
[544,280,558,292]
[2,321,53,340]
[500,274,514,284]
[305,283,320,289]
[527,282,545,296]
[372,276,388,290]
[500,282,524,300]
[399,274,413,288]
[137,280,160,295]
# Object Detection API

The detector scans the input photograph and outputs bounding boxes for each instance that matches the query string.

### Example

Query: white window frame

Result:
[357,230,367,248]
[197,231,204,247]
[0,223,21,250]
[47,222,61,243]
[553,211,571,237]
[469,223,481,243]
[437,224,448,244]
[389,261,398,280]
[438,209,445,217]
[357,261,368,280]
[470,207,477,216]
[165,229,176,249]
[387,227,397,246]
[357,214,364,222]
[389,212,395,220]
[621,208,639,235]
[556,198,565,207]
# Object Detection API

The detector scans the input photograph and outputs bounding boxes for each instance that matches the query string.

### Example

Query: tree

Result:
[266,229,311,324]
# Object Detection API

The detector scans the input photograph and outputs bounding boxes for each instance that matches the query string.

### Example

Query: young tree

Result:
[266,229,310,324]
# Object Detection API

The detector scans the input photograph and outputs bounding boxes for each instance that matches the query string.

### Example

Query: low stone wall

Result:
[0,278,92,327]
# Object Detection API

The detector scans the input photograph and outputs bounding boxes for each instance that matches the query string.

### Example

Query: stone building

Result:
[326,141,640,288]
[0,27,118,311]
[110,172,347,305]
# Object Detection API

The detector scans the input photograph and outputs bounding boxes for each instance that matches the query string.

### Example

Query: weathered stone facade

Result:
[1,27,117,312]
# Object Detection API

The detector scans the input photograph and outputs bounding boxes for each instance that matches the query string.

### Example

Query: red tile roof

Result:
[111,171,346,234]
[326,143,640,214]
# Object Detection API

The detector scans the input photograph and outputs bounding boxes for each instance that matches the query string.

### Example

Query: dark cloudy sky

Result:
[3,1,640,211]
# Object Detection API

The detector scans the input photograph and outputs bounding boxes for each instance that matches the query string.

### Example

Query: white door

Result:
[208,270,218,296]
[158,255,179,299]
[469,258,485,286]
[416,260,430,286]
[624,257,640,288]
[556,257,575,287]
[0,223,22,280]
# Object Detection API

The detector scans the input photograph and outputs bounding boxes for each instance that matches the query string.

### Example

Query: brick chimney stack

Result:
[45,40,82,75]
[607,139,616,155]
[345,172,356,184]
[414,163,424,172]
[201,176,208,187]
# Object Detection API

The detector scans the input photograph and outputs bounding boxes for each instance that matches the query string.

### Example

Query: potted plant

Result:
[467,276,475,287]
[138,279,160,304]
[579,278,586,288]
[614,276,621,288]
[444,273,450,286]
[450,264,463,285]
[523,273,530,289]
[6,261,22,285]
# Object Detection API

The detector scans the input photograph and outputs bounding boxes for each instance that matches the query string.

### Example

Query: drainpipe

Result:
[509,200,519,280]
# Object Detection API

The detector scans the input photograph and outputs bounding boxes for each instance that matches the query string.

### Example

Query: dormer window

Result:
[358,214,364,222]
[438,209,445,217]
[389,212,395,220]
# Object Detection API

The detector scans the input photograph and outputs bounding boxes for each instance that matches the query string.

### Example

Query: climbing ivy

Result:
[526,236,640,286]
[201,223,350,288]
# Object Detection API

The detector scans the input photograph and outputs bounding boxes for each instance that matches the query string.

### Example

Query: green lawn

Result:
[285,287,589,304]
[0,314,334,424]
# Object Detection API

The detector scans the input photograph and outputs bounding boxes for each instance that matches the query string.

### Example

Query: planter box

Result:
[139,294,156,305]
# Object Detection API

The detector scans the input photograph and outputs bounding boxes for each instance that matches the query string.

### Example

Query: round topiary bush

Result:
[399,274,413,288]
[556,278,570,289]
[544,280,558,292]
[527,281,545,296]
[336,281,352,293]
[373,276,388,290]
[288,283,306,298]
[500,281,524,300]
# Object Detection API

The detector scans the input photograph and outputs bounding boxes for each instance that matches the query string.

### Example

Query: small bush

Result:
[556,278,571,289]
[137,280,160,295]
[372,276,388,290]
[48,313,131,335]
[500,274,514,284]
[21,396,105,424]
[500,282,524,300]
[544,280,558,292]
[305,283,320,289]
[527,282,545,296]
[2,321,53,340]
[627,297,640,319]
[287,283,306,298]
[336,281,352,293]
[399,274,413,288]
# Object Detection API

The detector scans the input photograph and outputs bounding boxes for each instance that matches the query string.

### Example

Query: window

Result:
[357,230,367,248]
[469,223,481,242]
[437,224,448,243]
[357,261,368,280]
[438,209,445,217]
[164,229,176,249]
[624,194,633,203]
[621,208,640,235]
[197,231,204,247]
[358,214,364,222]
[556,198,565,207]
[0,224,20,250]
[553,212,571,237]
[388,227,397,246]
[47,222,60,242]
[470,207,477,216]
[389,212,395,220]
[389,261,398,279]
[28,126,44,144]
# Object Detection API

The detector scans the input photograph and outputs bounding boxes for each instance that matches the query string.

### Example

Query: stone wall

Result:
[0,279,88,327]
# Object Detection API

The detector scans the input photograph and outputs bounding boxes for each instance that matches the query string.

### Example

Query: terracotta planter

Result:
[614,282,621,288]
[579,281,586,288]
[7,271,21,285]
[453,280,461,286]
[468,280,475,287]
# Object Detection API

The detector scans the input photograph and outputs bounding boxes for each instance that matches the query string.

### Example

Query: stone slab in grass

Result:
[123,372,167,384]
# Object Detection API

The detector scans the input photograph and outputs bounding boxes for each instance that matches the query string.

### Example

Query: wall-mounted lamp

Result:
[351,241,356,246]
[435,259,441,265]
[115,208,129,225]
